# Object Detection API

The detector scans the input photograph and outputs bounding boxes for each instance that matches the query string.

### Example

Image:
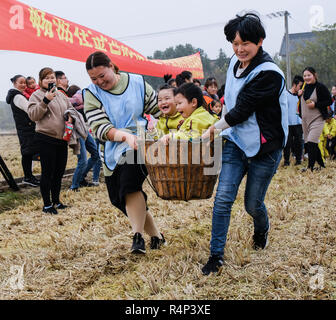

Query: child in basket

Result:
[160,83,218,143]
[154,84,184,138]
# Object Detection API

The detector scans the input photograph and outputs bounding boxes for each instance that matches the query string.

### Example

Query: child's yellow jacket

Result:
[155,112,184,137]
[172,107,218,140]
[320,118,336,142]
[319,118,336,160]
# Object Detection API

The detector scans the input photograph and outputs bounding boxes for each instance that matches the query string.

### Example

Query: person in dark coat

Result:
[6,75,40,187]
[298,67,333,171]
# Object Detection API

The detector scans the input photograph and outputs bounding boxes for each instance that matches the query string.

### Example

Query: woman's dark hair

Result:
[176,71,193,87]
[86,51,119,73]
[174,83,205,108]
[67,85,81,98]
[303,67,318,80]
[39,67,54,81]
[193,79,201,86]
[224,13,266,44]
[10,75,25,84]
[204,77,218,89]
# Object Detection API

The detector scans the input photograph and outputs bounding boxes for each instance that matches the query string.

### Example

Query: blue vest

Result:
[222,55,288,157]
[286,91,302,126]
[86,73,146,171]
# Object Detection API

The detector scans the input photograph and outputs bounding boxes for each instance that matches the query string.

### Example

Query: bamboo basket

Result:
[143,140,219,201]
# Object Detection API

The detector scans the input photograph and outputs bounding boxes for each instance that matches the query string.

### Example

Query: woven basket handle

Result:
[140,164,159,197]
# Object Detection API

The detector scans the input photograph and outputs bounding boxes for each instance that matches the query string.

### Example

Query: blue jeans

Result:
[71,134,101,189]
[82,136,101,182]
[210,140,282,257]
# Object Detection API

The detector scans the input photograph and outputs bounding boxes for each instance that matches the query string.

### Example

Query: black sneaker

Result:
[31,176,40,185]
[53,203,68,210]
[150,233,166,250]
[69,187,79,192]
[80,179,94,187]
[131,232,146,254]
[23,177,39,187]
[253,227,270,250]
[201,255,224,275]
[42,206,58,215]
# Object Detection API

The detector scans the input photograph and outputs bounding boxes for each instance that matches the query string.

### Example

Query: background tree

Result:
[276,24,336,90]
[144,44,229,90]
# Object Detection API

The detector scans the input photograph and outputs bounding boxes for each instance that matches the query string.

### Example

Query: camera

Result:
[48,83,56,91]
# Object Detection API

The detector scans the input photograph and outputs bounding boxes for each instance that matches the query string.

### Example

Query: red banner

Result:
[0,0,204,78]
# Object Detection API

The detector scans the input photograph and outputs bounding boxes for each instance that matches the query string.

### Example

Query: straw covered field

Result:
[0,134,335,300]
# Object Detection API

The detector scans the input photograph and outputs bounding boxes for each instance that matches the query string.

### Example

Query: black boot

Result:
[314,143,325,168]
[306,142,317,171]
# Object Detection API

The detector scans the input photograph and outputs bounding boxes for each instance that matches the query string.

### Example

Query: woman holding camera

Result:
[28,67,74,215]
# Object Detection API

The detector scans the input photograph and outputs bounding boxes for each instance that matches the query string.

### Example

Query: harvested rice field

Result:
[0,134,336,300]
[0,135,78,179]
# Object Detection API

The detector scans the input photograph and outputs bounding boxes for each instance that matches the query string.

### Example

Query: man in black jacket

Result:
[55,71,69,96]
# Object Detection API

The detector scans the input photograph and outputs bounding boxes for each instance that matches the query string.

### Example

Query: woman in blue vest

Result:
[201,13,288,275]
[84,51,165,255]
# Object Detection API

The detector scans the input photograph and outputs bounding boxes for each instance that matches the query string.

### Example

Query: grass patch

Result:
[0,190,40,213]
[1,136,336,300]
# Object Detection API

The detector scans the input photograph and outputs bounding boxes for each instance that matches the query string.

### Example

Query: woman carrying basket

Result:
[201,13,288,275]
[84,51,165,254]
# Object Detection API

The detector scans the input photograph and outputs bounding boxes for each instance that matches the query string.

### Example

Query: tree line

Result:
[272,23,336,90]
[144,44,229,90]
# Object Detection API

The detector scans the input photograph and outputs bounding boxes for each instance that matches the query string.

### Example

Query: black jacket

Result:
[224,48,285,156]
[6,89,38,155]
[298,82,332,120]
[6,89,35,136]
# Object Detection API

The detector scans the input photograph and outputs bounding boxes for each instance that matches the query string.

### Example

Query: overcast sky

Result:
[1,0,335,100]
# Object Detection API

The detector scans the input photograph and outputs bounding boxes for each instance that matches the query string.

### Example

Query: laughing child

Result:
[161,83,218,143]
[155,84,184,138]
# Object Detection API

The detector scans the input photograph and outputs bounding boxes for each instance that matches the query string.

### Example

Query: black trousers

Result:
[284,125,303,164]
[19,133,39,179]
[306,141,325,170]
[326,138,336,158]
[38,139,68,207]
[21,155,33,179]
